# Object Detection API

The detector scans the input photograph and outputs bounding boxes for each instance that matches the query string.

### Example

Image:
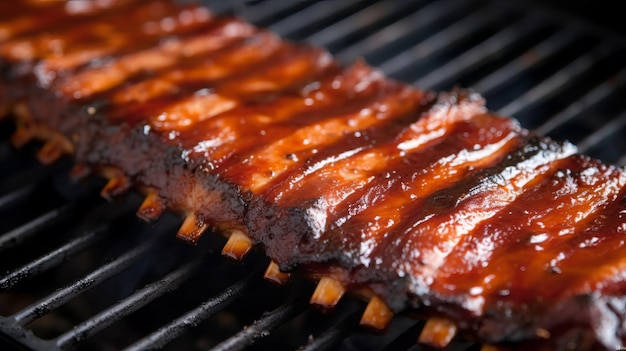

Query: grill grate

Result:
[1,0,625,350]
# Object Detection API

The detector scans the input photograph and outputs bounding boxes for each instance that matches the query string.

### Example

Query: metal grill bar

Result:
[265,0,362,39]
[200,0,234,15]
[1,1,626,351]
[0,204,74,252]
[536,67,626,135]
[0,183,35,212]
[54,257,204,350]
[298,311,360,351]
[577,111,626,154]
[0,225,105,291]
[305,0,418,49]
[414,18,540,90]
[497,43,615,117]
[378,6,505,77]
[122,272,262,351]
[10,237,156,326]
[472,28,579,97]
[515,1,626,48]
[380,322,426,351]
[211,297,309,351]
[335,0,469,64]
[237,0,313,26]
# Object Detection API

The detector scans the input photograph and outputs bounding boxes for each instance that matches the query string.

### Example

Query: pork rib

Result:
[2,2,626,350]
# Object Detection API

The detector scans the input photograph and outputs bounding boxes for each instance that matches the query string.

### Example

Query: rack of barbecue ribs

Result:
[1,1,625,350]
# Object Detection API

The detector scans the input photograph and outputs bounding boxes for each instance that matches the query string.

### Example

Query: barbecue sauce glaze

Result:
[2,1,626,349]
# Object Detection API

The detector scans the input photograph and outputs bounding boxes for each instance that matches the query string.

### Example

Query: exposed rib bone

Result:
[221,229,253,261]
[263,261,290,285]
[37,140,65,164]
[11,102,34,147]
[535,328,551,339]
[136,190,166,222]
[10,127,34,148]
[176,212,208,244]
[11,106,74,164]
[310,277,345,310]
[100,174,131,200]
[98,166,131,200]
[418,317,458,349]
[359,296,394,331]
[69,163,92,181]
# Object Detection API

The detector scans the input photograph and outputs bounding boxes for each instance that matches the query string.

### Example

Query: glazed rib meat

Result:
[2,1,626,350]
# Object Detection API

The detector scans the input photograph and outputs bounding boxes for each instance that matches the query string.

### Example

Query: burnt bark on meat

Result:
[2,1,626,350]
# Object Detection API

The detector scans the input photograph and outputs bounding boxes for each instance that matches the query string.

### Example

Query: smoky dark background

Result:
[529,0,625,36]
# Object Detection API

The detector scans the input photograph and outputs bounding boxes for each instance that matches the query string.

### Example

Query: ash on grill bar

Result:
[1,1,625,351]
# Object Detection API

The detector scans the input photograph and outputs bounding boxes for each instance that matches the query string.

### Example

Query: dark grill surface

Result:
[1,0,625,350]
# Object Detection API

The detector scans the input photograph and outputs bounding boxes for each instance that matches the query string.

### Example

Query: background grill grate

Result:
[1,1,625,350]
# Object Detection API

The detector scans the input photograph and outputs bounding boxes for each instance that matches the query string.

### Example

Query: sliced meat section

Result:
[2,3,626,351]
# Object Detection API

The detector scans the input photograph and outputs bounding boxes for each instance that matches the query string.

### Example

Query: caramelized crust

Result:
[0,0,140,42]
[2,2,626,350]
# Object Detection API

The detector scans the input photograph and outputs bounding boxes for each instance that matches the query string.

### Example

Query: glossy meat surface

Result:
[2,2,626,350]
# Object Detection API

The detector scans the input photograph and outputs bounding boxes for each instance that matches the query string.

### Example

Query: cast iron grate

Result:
[1,0,625,350]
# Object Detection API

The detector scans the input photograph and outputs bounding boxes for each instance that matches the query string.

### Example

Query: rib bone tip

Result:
[99,176,130,201]
[535,328,550,339]
[359,296,394,331]
[176,213,208,245]
[11,128,33,148]
[221,229,253,261]
[263,261,290,285]
[69,163,91,181]
[310,277,345,310]
[36,140,64,165]
[418,317,458,349]
[136,191,165,222]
